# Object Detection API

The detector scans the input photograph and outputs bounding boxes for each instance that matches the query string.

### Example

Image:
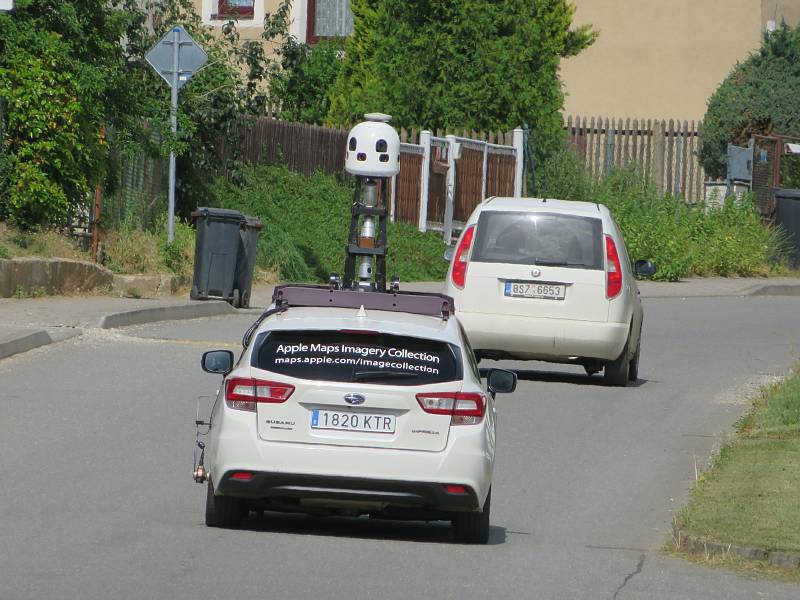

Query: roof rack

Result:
[271,284,455,320]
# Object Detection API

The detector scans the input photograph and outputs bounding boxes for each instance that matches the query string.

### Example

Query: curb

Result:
[98,301,237,329]
[673,525,800,570]
[750,284,800,297]
[0,329,53,361]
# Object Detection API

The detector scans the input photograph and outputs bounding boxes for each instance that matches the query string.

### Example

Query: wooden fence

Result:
[565,116,706,202]
[217,118,523,240]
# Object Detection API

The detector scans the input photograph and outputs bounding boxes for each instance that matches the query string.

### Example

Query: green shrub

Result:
[210,165,447,283]
[700,23,800,180]
[271,38,343,125]
[0,244,9,259]
[103,218,195,277]
[536,155,789,280]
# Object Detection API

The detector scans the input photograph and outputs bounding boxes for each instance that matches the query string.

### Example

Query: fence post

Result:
[604,124,615,176]
[481,142,489,200]
[389,174,396,223]
[513,128,524,198]
[653,120,666,193]
[674,133,683,198]
[443,134,458,243]
[418,130,431,232]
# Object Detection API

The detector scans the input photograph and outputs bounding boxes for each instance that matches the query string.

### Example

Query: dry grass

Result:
[0,222,90,261]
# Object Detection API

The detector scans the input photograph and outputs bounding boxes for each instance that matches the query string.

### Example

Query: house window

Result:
[216,0,255,19]
[307,0,352,43]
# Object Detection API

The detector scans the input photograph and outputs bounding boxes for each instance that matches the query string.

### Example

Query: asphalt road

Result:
[2,295,800,599]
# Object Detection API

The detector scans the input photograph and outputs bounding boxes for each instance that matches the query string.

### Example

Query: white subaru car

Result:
[198,285,516,543]
[443,198,655,386]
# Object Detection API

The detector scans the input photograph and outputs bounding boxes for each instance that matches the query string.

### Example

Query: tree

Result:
[271,38,344,125]
[700,22,800,180]
[328,0,595,160]
[0,0,292,228]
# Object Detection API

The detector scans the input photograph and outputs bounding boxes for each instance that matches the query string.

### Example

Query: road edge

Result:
[98,301,237,329]
[673,520,800,571]
[0,330,53,360]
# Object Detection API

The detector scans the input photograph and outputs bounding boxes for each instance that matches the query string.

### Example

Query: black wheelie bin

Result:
[190,207,245,306]
[233,215,262,308]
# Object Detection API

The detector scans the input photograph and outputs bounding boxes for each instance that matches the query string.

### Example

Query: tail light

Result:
[451,225,476,289]
[416,392,486,425]
[225,377,294,412]
[605,234,623,299]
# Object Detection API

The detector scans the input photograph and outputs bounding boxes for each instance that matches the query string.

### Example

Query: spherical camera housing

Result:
[345,114,400,177]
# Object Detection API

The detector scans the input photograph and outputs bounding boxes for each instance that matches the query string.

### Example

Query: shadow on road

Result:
[231,511,508,545]
[482,367,651,388]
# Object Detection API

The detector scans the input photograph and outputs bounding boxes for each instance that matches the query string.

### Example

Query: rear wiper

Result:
[354,370,419,381]
[533,258,584,267]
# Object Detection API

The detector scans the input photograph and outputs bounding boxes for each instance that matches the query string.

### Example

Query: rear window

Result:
[252,330,462,386]
[471,211,603,269]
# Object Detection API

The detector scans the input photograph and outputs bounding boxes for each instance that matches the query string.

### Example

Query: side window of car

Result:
[610,219,633,275]
[457,322,481,382]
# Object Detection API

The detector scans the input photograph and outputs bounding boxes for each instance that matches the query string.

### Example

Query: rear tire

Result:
[603,340,630,387]
[628,339,641,382]
[205,481,242,528]
[452,489,491,544]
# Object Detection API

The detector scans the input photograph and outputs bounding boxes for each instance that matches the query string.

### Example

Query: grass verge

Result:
[0,222,90,261]
[672,366,800,577]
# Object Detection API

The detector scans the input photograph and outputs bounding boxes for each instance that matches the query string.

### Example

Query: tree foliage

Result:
[0,0,292,228]
[328,0,595,159]
[700,22,800,179]
[271,38,344,125]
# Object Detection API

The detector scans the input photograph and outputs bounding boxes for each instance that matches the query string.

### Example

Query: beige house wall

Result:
[191,0,283,43]
[560,0,799,122]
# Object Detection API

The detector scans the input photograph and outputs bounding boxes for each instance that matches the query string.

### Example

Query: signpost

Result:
[146,26,207,242]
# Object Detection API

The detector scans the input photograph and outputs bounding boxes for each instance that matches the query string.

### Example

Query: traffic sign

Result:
[146,25,208,243]
[146,25,207,90]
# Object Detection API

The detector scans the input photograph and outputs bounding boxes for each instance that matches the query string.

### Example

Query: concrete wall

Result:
[560,0,786,122]
[0,259,113,298]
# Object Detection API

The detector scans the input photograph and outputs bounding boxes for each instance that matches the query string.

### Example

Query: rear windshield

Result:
[252,330,462,386]
[471,211,603,269]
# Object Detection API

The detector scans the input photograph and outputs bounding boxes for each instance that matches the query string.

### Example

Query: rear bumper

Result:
[217,471,480,511]
[457,311,629,361]
[208,413,493,510]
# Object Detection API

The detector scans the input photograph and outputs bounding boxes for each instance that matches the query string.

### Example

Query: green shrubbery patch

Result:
[102,218,195,280]
[210,165,448,283]
[537,150,789,280]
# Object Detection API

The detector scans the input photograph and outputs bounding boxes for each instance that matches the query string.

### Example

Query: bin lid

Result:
[775,188,800,200]
[243,215,263,230]
[190,207,246,223]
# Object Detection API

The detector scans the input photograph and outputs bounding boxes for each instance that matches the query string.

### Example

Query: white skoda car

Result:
[443,198,655,386]
[198,285,516,543]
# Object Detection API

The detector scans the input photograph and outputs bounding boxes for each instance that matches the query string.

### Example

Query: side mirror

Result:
[634,259,657,278]
[443,246,455,262]
[486,368,517,394]
[202,350,234,375]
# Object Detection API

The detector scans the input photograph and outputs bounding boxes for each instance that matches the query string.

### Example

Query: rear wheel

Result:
[603,340,630,387]
[628,339,641,382]
[452,489,491,544]
[231,288,241,308]
[205,481,242,528]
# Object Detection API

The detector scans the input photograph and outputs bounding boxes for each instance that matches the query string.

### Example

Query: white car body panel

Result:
[206,306,495,509]
[444,197,643,364]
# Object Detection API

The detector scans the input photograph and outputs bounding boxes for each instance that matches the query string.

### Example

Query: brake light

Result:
[225,377,295,412]
[605,234,623,299]
[451,225,476,289]
[416,392,486,425]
